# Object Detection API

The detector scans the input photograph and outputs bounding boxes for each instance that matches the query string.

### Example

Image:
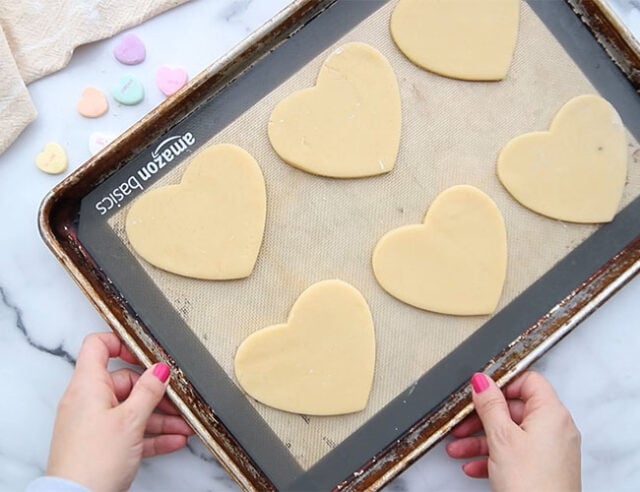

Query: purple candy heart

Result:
[113,33,146,65]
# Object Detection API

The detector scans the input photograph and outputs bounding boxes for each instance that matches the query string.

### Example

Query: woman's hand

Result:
[47,332,194,492]
[447,371,581,492]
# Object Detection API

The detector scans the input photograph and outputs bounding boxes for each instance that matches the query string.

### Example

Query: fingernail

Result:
[153,363,170,383]
[471,373,490,393]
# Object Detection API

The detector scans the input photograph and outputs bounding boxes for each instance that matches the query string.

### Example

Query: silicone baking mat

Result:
[76,0,640,489]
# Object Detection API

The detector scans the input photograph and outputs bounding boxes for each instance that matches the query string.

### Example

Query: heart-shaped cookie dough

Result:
[497,95,627,223]
[268,42,401,178]
[372,186,507,315]
[126,144,266,280]
[390,0,520,81]
[235,279,376,416]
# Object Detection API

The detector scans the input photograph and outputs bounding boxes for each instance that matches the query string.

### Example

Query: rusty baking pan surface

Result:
[39,0,640,490]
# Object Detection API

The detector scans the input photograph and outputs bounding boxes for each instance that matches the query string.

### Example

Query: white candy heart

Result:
[89,132,117,156]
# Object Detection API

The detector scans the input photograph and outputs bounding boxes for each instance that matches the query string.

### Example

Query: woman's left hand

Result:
[47,332,194,492]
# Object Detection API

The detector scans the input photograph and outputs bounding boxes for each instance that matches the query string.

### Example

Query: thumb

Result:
[121,363,171,430]
[471,373,516,448]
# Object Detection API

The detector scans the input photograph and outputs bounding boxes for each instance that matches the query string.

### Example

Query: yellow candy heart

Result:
[36,143,68,175]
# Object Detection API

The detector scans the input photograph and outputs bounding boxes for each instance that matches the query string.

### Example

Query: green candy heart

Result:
[112,74,144,105]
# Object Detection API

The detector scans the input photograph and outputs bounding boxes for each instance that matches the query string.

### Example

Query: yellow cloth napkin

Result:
[0,0,190,155]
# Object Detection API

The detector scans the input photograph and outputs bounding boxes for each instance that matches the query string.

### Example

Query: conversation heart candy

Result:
[156,66,189,96]
[113,33,146,65]
[36,142,68,175]
[77,86,109,118]
[112,74,144,105]
[89,132,117,156]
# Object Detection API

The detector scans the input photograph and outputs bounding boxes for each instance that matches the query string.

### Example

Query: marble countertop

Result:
[1,1,639,490]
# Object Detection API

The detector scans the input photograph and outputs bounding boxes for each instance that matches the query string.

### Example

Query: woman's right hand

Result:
[446,371,582,492]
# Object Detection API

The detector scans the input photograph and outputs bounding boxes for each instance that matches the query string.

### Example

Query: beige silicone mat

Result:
[108,1,640,469]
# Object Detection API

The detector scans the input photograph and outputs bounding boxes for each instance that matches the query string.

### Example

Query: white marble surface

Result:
[610,0,640,38]
[1,1,640,491]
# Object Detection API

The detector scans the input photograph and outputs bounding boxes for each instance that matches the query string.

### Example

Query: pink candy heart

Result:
[156,66,189,96]
[113,33,146,65]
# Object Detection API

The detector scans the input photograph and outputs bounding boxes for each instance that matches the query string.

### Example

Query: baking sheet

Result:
[75,0,640,489]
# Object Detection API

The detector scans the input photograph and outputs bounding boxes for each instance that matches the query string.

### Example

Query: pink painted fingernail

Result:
[153,363,170,383]
[471,373,490,393]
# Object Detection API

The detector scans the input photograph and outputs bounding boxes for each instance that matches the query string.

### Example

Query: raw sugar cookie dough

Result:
[497,95,627,223]
[268,42,401,178]
[372,185,507,316]
[235,280,376,416]
[390,0,520,81]
[125,144,266,280]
